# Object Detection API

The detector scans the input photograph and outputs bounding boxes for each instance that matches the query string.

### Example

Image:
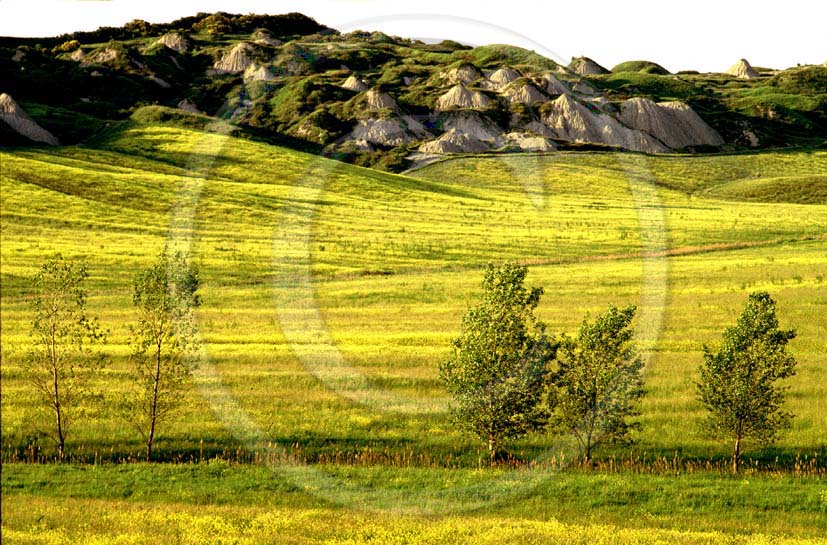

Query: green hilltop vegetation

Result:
[2,120,827,541]
[1,11,827,171]
[611,60,671,75]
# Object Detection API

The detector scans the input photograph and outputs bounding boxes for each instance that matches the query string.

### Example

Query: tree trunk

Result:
[488,435,496,464]
[147,348,162,462]
[57,428,65,462]
[732,435,741,474]
[146,434,153,462]
[53,364,65,462]
[146,403,158,462]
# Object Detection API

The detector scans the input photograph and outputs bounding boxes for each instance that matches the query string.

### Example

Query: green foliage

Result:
[549,305,644,461]
[51,39,80,54]
[193,13,233,36]
[440,263,554,461]
[726,86,827,121]
[460,44,561,71]
[18,102,107,145]
[127,249,201,461]
[47,12,330,45]
[697,291,797,472]
[591,72,702,101]
[611,60,670,75]
[23,254,106,460]
[268,78,351,125]
[768,66,827,95]
[129,105,213,130]
[123,19,152,37]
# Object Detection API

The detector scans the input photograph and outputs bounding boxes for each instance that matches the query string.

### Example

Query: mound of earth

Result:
[502,82,546,105]
[177,99,202,114]
[251,29,283,47]
[445,63,481,84]
[726,59,759,79]
[244,64,276,82]
[522,120,556,138]
[619,97,724,148]
[0,93,60,145]
[418,128,488,153]
[569,56,609,75]
[439,110,503,142]
[350,115,430,146]
[81,47,119,67]
[153,32,190,53]
[69,48,85,62]
[362,89,400,111]
[503,132,556,151]
[486,67,521,89]
[611,60,670,75]
[571,82,597,96]
[436,84,491,110]
[214,42,256,73]
[586,96,612,109]
[342,74,369,92]
[538,73,569,95]
[541,94,667,153]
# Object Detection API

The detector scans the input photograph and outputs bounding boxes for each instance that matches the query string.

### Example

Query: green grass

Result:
[2,126,826,542]
[610,61,670,75]
[589,72,704,101]
[3,463,826,543]
[2,128,826,463]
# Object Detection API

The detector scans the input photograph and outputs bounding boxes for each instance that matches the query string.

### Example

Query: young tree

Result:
[24,254,106,461]
[440,263,555,462]
[127,250,201,462]
[549,305,644,463]
[697,291,797,474]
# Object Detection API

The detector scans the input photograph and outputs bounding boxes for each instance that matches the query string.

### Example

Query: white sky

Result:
[1,0,825,73]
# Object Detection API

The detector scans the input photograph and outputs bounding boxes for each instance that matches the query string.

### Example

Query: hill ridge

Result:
[2,12,826,170]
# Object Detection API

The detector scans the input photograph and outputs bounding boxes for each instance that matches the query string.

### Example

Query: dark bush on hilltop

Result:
[50,12,332,46]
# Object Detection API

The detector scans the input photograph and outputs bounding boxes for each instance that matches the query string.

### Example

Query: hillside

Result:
[2,122,827,543]
[2,125,826,461]
[2,12,826,171]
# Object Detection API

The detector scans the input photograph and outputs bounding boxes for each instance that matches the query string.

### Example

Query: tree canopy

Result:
[697,291,797,473]
[440,263,555,462]
[549,305,644,462]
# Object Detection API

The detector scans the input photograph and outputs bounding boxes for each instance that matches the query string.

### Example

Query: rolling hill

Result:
[2,11,826,171]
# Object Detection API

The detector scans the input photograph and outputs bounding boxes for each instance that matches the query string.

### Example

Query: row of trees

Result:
[22,256,798,473]
[24,251,200,462]
[441,263,798,473]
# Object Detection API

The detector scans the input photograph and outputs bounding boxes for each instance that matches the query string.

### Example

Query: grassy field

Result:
[3,464,827,543]
[2,124,826,541]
